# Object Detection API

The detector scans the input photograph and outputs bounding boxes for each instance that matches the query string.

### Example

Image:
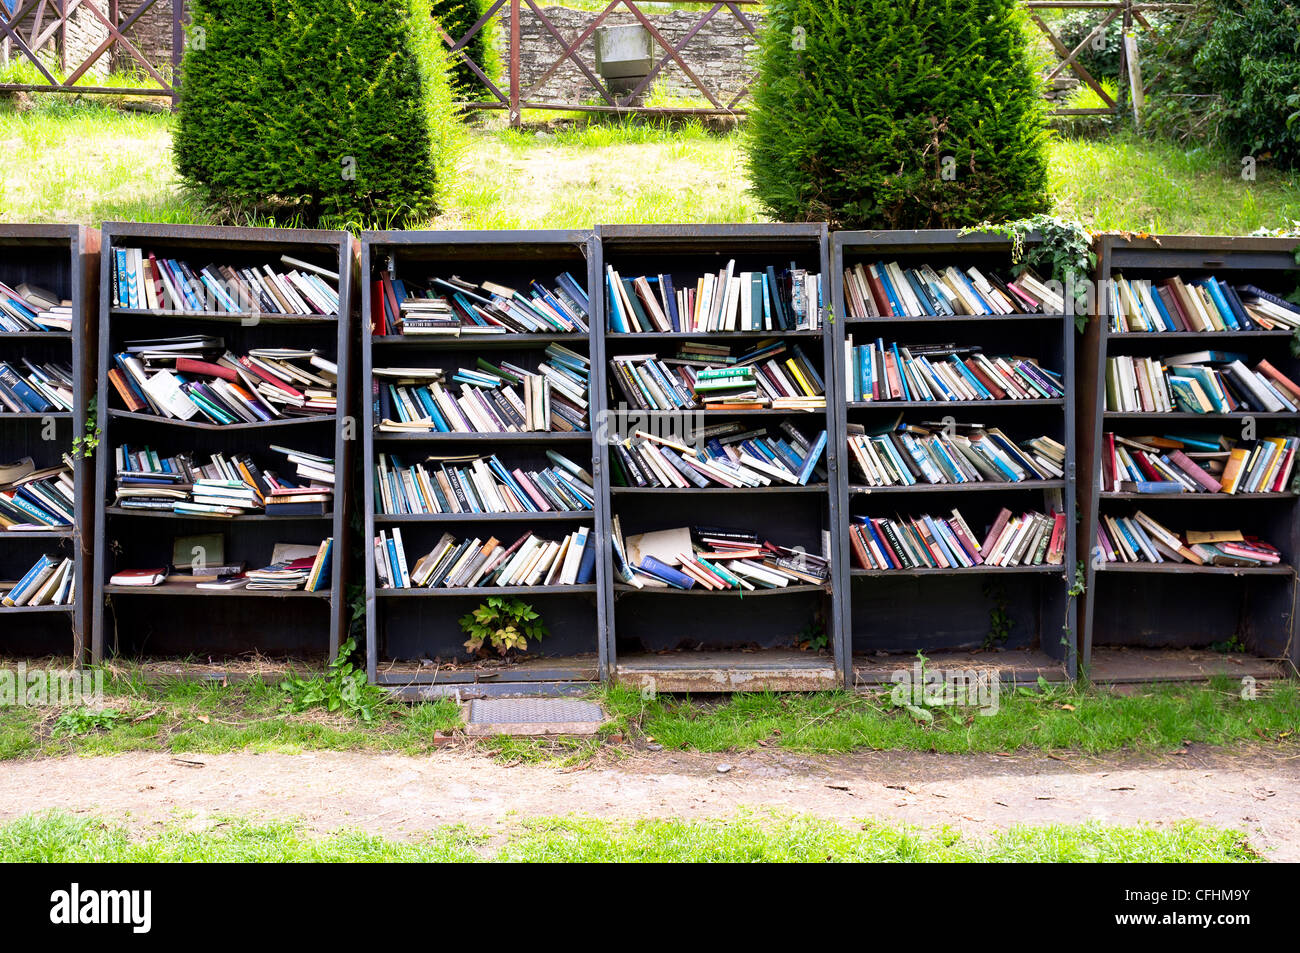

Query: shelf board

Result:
[376,584,597,597]
[0,528,74,539]
[104,582,334,598]
[1099,491,1296,501]
[1104,411,1300,421]
[613,582,828,596]
[0,412,72,420]
[846,312,1064,324]
[1105,329,1293,340]
[111,308,338,325]
[372,332,586,348]
[851,565,1062,577]
[373,430,591,443]
[851,479,1065,494]
[375,510,592,523]
[105,506,333,522]
[611,484,824,494]
[606,330,823,340]
[627,407,827,416]
[108,410,336,431]
[0,331,72,340]
[0,603,73,613]
[1095,562,1293,576]
[848,399,1063,410]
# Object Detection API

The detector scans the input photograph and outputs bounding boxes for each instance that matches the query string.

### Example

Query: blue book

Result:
[1197,278,1240,331]
[386,537,405,588]
[557,272,589,313]
[891,343,912,400]
[875,264,905,316]
[114,248,129,308]
[797,431,828,485]
[638,555,695,589]
[4,554,57,605]
[575,529,597,584]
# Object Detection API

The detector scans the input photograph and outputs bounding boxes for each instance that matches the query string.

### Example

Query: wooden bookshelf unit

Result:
[0,225,97,662]
[1078,234,1300,679]
[831,230,1079,686]
[360,231,605,698]
[92,224,355,669]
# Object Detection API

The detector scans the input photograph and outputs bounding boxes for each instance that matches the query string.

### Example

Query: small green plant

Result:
[963,215,1096,331]
[51,707,123,737]
[982,581,1013,649]
[281,637,386,722]
[1211,634,1247,654]
[796,618,829,652]
[460,597,548,656]
[72,395,100,460]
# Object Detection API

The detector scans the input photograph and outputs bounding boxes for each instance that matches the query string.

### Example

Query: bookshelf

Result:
[1078,234,1300,678]
[91,224,355,670]
[0,225,97,662]
[596,224,842,692]
[831,230,1079,686]
[360,230,606,698]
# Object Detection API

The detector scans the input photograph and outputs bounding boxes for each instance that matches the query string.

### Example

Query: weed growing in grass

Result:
[280,639,388,723]
[51,708,124,737]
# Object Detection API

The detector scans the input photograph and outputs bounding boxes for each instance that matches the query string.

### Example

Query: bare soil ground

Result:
[4,746,1297,859]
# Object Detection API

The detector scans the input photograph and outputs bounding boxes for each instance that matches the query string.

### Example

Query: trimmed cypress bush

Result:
[432,0,498,100]
[747,0,1052,229]
[174,0,459,228]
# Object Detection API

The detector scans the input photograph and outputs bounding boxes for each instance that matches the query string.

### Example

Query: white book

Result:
[143,370,199,420]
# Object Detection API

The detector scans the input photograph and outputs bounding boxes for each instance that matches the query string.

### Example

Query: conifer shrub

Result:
[747,0,1052,229]
[174,0,459,228]
[431,0,498,100]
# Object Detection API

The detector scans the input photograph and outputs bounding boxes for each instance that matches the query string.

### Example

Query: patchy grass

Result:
[0,810,1261,863]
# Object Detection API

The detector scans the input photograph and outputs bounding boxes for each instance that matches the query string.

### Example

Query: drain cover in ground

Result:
[464,698,606,737]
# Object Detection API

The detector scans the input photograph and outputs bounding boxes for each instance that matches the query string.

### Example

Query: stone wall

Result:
[2,0,174,80]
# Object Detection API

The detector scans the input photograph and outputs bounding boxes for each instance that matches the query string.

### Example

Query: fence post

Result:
[172,0,184,105]
[509,0,521,127]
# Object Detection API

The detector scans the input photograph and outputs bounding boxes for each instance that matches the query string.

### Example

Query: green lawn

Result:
[0,810,1261,862]
[3,100,1298,233]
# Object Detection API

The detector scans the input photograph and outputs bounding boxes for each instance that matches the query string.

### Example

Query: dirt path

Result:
[6,746,1297,859]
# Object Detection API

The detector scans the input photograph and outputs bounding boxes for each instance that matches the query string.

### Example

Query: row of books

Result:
[847,423,1064,488]
[609,339,826,412]
[375,450,594,516]
[611,420,827,489]
[112,248,340,316]
[1095,511,1280,567]
[1101,432,1297,495]
[1104,352,1300,414]
[1105,274,1300,333]
[372,272,590,336]
[375,345,589,434]
[843,261,1063,319]
[2,554,74,607]
[109,539,333,591]
[375,526,596,589]
[850,502,1068,571]
[114,444,334,517]
[0,457,74,529]
[0,359,73,413]
[606,262,822,333]
[611,522,829,590]
[845,338,1065,402]
[0,281,71,332]
[109,336,338,423]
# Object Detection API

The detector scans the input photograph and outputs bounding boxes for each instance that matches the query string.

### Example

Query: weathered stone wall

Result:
[3,1,174,80]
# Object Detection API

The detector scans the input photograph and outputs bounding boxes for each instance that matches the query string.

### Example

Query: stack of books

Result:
[609,339,825,411]
[2,554,74,606]
[0,281,71,332]
[109,337,338,423]
[372,272,589,336]
[842,261,1062,318]
[375,526,595,589]
[605,261,822,332]
[851,503,1067,570]
[0,457,74,529]
[1104,351,1300,414]
[1095,512,1281,567]
[376,345,589,433]
[610,522,829,590]
[376,450,593,515]
[1101,432,1297,495]
[611,421,827,489]
[846,337,1065,402]
[0,359,74,413]
[112,248,339,316]
[847,423,1063,487]
[244,539,333,591]
[1105,273,1300,333]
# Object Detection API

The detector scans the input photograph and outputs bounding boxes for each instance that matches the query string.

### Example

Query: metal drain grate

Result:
[464,698,606,737]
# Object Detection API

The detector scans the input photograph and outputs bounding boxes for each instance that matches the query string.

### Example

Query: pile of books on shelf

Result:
[376,450,593,515]
[851,501,1067,571]
[610,522,829,590]
[610,339,825,411]
[606,261,822,332]
[112,248,340,316]
[847,423,1063,487]
[611,421,827,489]
[113,445,334,517]
[1101,432,1297,495]
[0,359,74,413]
[1105,273,1300,333]
[109,336,338,423]
[845,338,1064,402]
[372,271,589,336]
[108,538,333,591]
[1095,511,1281,567]
[842,261,1063,318]
[1104,351,1300,414]
[375,345,589,433]
[245,539,333,591]
[0,281,71,332]
[0,457,74,529]
[2,553,74,607]
[375,526,595,589]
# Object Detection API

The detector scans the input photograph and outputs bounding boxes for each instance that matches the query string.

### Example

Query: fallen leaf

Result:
[195,714,210,724]
[131,708,161,724]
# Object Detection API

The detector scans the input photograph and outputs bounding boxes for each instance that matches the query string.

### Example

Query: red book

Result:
[864,266,894,316]
[1103,432,1118,492]
[1047,512,1066,564]
[370,280,387,336]
[1168,449,1222,493]
[982,507,1013,552]
[236,357,304,399]
[176,358,239,382]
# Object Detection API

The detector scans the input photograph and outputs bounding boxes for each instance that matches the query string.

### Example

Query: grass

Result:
[3,98,1297,233]
[0,810,1261,862]
[0,666,1294,762]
